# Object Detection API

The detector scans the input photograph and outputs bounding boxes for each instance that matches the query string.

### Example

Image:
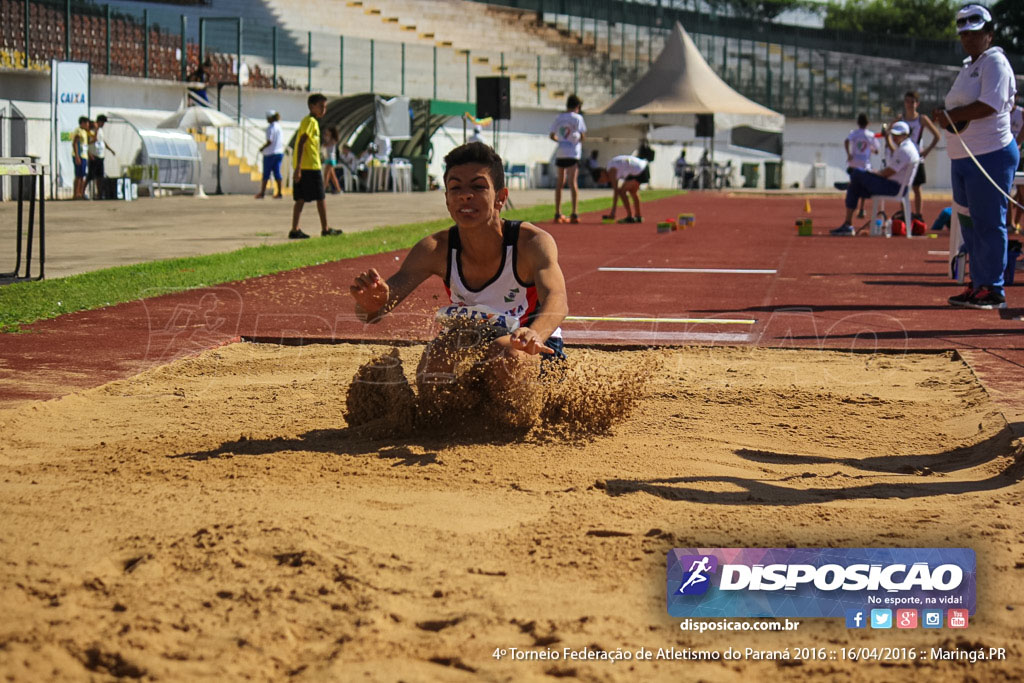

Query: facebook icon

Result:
[845,609,866,629]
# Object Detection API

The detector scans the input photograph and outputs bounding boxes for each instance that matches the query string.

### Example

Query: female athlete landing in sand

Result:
[350,142,569,399]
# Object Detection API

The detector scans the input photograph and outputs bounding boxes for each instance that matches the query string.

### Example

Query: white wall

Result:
[782,117,950,192]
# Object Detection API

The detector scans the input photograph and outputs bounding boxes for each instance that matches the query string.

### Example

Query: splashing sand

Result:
[344,323,658,438]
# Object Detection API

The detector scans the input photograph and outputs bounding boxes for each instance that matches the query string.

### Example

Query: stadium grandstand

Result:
[5,0,1021,113]
[1,0,1022,198]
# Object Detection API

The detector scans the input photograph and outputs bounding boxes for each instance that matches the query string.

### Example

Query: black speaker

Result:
[476,76,511,120]
[695,114,714,138]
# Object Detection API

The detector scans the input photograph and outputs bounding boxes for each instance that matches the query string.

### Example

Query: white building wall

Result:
[782,117,950,192]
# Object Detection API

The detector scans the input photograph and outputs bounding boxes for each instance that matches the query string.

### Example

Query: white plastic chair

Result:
[340,165,356,193]
[870,158,919,239]
[368,163,389,192]
[390,159,412,192]
[506,163,529,189]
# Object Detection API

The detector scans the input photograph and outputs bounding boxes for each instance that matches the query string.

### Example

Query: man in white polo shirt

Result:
[831,121,919,235]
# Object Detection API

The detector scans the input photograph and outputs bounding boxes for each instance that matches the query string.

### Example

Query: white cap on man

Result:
[265,109,277,119]
[955,4,991,33]
[890,121,911,137]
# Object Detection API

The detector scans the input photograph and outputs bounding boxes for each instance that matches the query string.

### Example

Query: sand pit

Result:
[1,342,1022,681]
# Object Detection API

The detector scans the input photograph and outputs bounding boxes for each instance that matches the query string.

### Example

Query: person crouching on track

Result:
[599,154,650,223]
[830,121,920,236]
[350,142,568,399]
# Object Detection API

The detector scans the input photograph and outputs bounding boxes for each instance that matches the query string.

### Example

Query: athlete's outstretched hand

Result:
[350,268,390,317]
[509,327,554,356]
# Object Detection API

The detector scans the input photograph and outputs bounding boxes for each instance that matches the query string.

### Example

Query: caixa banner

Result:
[666,548,975,618]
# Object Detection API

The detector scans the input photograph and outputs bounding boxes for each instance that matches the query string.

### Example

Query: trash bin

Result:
[409,155,428,192]
[764,160,782,190]
[813,162,827,189]
[741,162,759,188]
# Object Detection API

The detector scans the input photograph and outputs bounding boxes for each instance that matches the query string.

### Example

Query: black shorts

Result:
[555,158,579,168]
[913,163,926,187]
[88,157,104,180]
[294,169,325,202]
[625,166,651,184]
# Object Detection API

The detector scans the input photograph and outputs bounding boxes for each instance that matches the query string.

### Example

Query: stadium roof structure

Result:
[594,21,783,135]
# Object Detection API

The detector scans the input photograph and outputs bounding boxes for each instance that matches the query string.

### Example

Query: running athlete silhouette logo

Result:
[676,554,718,595]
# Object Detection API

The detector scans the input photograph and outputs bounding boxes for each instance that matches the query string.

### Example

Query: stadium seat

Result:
[506,163,529,189]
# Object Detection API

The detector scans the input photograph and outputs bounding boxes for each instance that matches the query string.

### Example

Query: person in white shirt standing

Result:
[844,113,880,218]
[831,121,919,235]
[549,94,586,223]
[88,115,115,200]
[256,110,284,199]
[932,4,1018,310]
[888,91,940,220]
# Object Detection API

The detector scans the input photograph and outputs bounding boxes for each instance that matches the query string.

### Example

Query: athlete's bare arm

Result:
[350,231,447,322]
[919,114,941,158]
[511,224,568,355]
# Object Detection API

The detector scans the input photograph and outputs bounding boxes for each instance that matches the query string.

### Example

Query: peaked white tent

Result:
[590,21,783,142]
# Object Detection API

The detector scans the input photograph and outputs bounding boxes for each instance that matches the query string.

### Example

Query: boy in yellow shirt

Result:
[291,93,342,239]
[71,116,90,199]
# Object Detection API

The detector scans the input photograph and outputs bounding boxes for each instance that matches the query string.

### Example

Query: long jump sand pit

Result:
[1,342,1022,681]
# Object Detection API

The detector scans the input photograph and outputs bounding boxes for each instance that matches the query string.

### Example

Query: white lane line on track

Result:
[567,330,753,343]
[565,315,756,325]
[599,267,777,274]
[927,251,950,256]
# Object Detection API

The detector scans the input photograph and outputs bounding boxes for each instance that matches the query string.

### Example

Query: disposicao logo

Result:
[666,548,976,619]
[675,555,718,596]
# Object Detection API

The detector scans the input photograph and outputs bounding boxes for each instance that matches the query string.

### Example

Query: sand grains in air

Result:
[345,321,657,438]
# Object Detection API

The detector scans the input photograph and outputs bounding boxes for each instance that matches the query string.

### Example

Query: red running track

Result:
[1,193,1021,413]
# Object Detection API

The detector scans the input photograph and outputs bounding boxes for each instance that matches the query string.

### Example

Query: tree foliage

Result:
[992,0,1024,52]
[823,0,959,40]
[718,0,813,21]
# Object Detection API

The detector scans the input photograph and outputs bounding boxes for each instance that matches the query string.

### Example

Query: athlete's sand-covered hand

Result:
[350,268,390,319]
[508,327,554,356]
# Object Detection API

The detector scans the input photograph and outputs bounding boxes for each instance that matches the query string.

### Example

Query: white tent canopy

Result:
[590,21,784,139]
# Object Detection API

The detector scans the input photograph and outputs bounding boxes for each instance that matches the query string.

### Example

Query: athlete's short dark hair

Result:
[857,113,869,127]
[904,91,920,102]
[566,94,582,111]
[443,142,505,191]
[307,93,327,108]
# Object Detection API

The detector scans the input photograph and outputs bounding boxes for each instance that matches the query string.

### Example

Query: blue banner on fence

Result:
[666,548,976,619]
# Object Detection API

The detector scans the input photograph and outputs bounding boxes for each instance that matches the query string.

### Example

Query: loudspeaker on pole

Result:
[476,76,511,120]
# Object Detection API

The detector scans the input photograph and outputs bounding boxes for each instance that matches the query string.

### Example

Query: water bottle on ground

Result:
[884,215,893,238]
[871,211,885,237]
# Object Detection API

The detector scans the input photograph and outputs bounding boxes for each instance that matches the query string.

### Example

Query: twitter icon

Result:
[870,609,892,629]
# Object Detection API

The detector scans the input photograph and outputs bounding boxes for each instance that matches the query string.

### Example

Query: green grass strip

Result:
[0,190,680,333]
